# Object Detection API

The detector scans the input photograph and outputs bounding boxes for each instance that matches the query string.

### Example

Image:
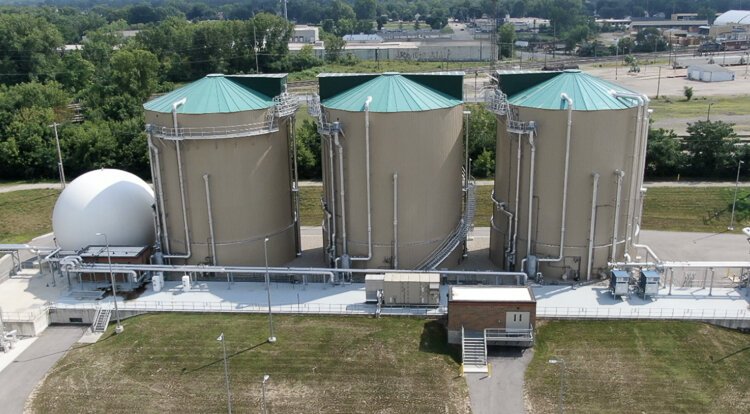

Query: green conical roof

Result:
[508,70,639,111]
[322,73,462,113]
[144,74,274,114]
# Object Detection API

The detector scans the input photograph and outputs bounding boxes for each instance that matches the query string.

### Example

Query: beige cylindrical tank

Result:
[489,71,644,280]
[144,74,297,266]
[319,73,465,269]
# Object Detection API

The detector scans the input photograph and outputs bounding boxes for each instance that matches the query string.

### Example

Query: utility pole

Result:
[656,66,662,99]
[217,333,232,414]
[252,12,259,73]
[49,122,66,189]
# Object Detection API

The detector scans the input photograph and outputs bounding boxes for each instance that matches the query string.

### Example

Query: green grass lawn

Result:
[649,95,750,121]
[288,61,485,82]
[642,187,750,233]
[526,320,750,414]
[32,313,469,414]
[0,188,59,243]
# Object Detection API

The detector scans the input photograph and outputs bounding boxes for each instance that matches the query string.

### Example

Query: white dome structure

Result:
[52,169,156,251]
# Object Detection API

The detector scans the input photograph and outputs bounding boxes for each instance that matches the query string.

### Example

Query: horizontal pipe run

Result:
[69,263,529,285]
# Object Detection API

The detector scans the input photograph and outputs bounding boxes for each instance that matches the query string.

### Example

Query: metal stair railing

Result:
[91,307,112,333]
[416,174,476,270]
[461,329,487,366]
[484,88,536,134]
[307,94,339,135]
[273,92,299,117]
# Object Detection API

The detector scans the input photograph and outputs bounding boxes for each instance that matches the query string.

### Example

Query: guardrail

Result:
[51,301,447,316]
[538,306,750,320]
[1,307,49,322]
[47,301,750,321]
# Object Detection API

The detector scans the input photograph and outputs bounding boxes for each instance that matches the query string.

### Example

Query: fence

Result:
[48,301,750,321]
[50,301,447,317]
[538,306,750,320]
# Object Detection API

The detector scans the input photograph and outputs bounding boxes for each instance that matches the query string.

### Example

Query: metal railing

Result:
[150,118,278,140]
[484,327,534,342]
[273,92,299,117]
[538,306,750,320]
[50,301,446,316]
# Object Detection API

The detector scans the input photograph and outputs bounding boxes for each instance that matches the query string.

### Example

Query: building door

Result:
[506,312,529,331]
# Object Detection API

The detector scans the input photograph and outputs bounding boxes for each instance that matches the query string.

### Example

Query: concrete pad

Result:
[466,348,533,414]
[0,337,37,373]
[77,330,103,344]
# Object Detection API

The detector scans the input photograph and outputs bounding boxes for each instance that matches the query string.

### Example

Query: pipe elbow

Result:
[364,96,372,110]
[560,93,573,108]
[171,98,187,112]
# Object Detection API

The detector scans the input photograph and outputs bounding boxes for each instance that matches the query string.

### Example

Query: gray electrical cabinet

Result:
[382,273,440,306]
[609,270,630,298]
[638,270,661,299]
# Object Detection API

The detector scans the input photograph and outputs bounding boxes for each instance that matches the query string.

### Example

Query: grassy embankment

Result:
[0,188,59,244]
[649,94,750,121]
[31,313,469,414]
[526,320,750,413]
[3,186,749,242]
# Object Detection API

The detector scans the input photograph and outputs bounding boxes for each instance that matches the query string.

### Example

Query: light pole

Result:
[96,232,123,334]
[264,237,276,343]
[261,374,270,414]
[548,357,566,414]
[729,160,744,231]
[707,102,713,121]
[49,122,66,189]
[217,332,232,414]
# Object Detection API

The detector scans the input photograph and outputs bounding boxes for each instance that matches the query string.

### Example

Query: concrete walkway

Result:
[0,183,61,193]
[466,348,534,414]
[0,325,87,414]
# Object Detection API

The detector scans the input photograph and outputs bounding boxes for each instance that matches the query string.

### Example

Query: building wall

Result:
[447,301,537,343]
[490,106,641,280]
[322,106,464,269]
[146,110,296,266]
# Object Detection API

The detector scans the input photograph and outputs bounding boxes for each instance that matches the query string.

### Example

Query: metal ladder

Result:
[462,327,488,371]
[91,307,112,333]
[416,176,476,270]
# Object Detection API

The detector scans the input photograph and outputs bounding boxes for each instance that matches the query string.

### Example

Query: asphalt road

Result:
[0,326,87,414]
[466,348,534,414]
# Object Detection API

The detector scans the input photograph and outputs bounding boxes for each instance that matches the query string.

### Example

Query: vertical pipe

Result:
[510,133,522,266]
[203,174,217,266]
[352,97,373,262]
[327,131,337,263]
[709,267,715,296]
[586,173,600,280]
[539,95,572,264]
[163,98,191,260]
[393,173,399,269]
[334,127,347,255]
[612,170,625,261]
[148,131,171,255]
[525,129,536,258]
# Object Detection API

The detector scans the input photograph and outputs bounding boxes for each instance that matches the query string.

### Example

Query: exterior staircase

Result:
[416,175,476,270]
[91,307,112,333]
[462,327,488,373]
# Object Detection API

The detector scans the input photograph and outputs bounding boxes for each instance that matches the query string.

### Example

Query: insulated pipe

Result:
[352,96,373,262]
[327,133,337,264]
[509,133,523,266]
[147,132,170,254]
[539,95,573,264]
[491,191,514,268]
[632,242,661,263]
[163,138,192,260]
[610,90,646,254]
[76,263,529,285]
[393,173,399,269]
[610,260,750,269]
[525,128,536,259]
[163,97,191,260]
[334,126,347,255]
[611,170,625,261]
[203,174,217,266]
[586,173,600,280]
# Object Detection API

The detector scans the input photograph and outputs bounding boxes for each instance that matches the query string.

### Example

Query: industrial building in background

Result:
[308,72,472,271]
[487,70,650,281]
[144,74,300,267]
